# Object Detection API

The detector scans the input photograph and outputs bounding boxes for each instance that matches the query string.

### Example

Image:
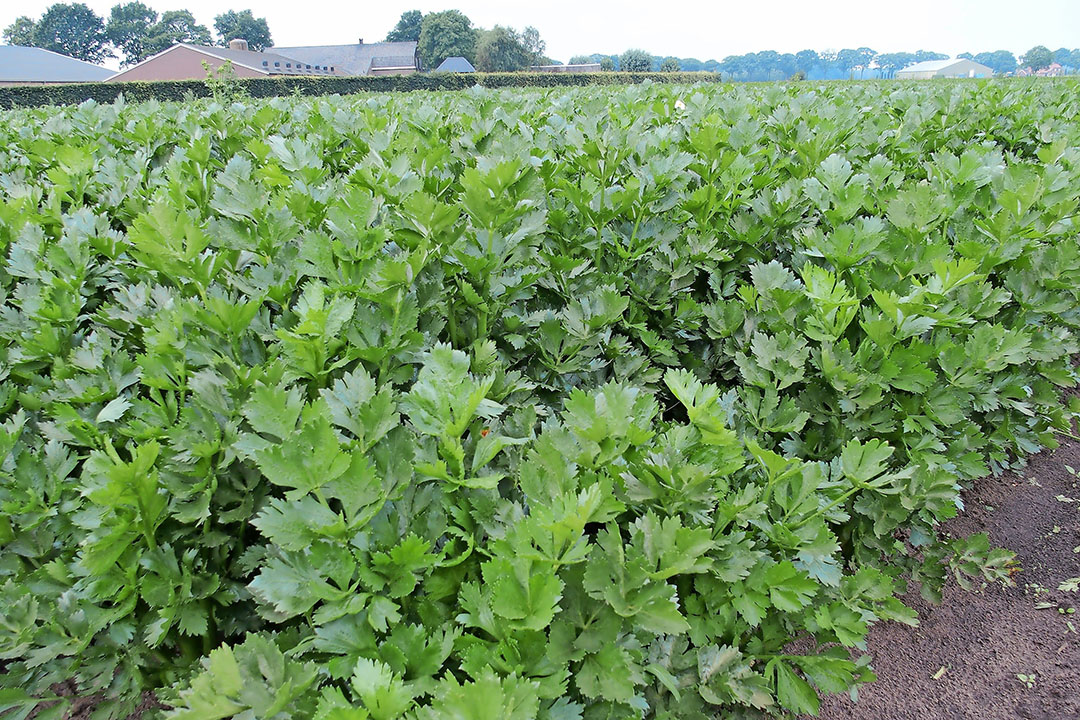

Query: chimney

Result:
[228,38,249,52]
[358,38,363,45]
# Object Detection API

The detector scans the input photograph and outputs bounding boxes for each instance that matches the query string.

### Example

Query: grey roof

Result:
[897,58,992,74]
[269,42,418,75]
[371,56,417,69]
[435,56,475,73]
[180,44,334,75]
[0,45,113,83]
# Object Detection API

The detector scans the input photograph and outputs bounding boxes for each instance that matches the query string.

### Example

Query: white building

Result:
[896,58,994,79]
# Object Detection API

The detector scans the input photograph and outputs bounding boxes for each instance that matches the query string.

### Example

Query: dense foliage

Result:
[576,47,1080,79]
[2,2,268,67]
[1,79,1079,719]
[106,4,211,67]
[0,72,721,111]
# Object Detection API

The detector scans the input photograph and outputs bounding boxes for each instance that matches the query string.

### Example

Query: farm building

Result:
[896,58,994,79]
[270,40,419,76]
[530,63,602,73]
[0,45,112,86]
[435,57,476,73]
[1017,63,1065,77]
[108,40,338,82]
[108,39,419,82]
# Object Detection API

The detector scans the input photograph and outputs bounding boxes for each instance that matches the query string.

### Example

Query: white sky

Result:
[4,0,1079,65]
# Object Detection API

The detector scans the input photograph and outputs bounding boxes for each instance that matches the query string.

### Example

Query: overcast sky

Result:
[4,0,1079,65]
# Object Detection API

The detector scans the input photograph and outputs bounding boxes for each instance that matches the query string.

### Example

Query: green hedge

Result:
[0,71,722,109]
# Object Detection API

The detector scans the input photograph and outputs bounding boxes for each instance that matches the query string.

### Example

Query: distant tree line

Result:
[385,9,549,72]
[570,46,1080,80]
[2,2,273,66]
[6,4,1077,81]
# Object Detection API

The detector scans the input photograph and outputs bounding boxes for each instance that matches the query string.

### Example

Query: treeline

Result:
[384,10,549,72]
[571,46,1080,80]
[2,2,272,66]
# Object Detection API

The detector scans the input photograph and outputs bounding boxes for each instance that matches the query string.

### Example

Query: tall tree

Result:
[213,9,272,51]
[106,2,157,65]
[1022,45,1053,70]
[836,47,876,77]
[619,48,651,72]
[32,3,111,63]
[973,50,1016,75]
[520,26,545,66]
[913,50,948,62]
[3,16,38,45]
[474,26,529,72]
[876,52,918,78]
[152,11,211,51]
[794,49,819,74]
[417,10,477,70]
[1055,48,1080,70]
[385,10,422,42]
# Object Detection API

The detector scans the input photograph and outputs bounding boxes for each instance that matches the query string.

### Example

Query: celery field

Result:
[1,80,1079,719]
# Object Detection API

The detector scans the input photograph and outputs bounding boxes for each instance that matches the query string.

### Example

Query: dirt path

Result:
[819,439,1080,720]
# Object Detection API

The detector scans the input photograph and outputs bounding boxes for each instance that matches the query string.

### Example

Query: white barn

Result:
[896,58,994,79]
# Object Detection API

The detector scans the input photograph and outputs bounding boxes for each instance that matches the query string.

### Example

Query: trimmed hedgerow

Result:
[0,71,722,109]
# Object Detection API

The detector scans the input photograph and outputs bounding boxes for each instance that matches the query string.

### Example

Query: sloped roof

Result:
[435,56,475,73]
[270,42,418,75]
[107,43,337,81]
[371,56,417,69]
[181,44,334,75]
[898,59,957,73]
[0,45,113,83]
[897,58,992,75]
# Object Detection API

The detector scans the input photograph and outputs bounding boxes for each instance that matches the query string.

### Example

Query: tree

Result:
[32,3,111,63]
[213,9,271,51]
[876,52,918,78]
[836,47,876,77]
[3,16,38,45]
[385,10,422,42]
[1022,45,1053,70]
[973,50,1016,75]
[913,50,947,62]
[1055,48,1080,71]
[151,11,210,51]
[474,26,529,72]
[794,49,819,74]
[660,57,680,72]
[599,57,615,71]
[417,10,477,70]
[520,26,545,66]
[568,55,592,65]
[106,2,157,65]
[957,52,973,59]
[619,48,651,72]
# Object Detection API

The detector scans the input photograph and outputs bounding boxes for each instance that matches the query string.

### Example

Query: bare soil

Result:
[819,439,1080,720]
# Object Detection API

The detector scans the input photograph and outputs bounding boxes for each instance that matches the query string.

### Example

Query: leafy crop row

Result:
[1,80,1079,719]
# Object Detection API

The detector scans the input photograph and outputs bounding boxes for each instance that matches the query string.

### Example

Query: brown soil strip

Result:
[820,439,1080,720]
